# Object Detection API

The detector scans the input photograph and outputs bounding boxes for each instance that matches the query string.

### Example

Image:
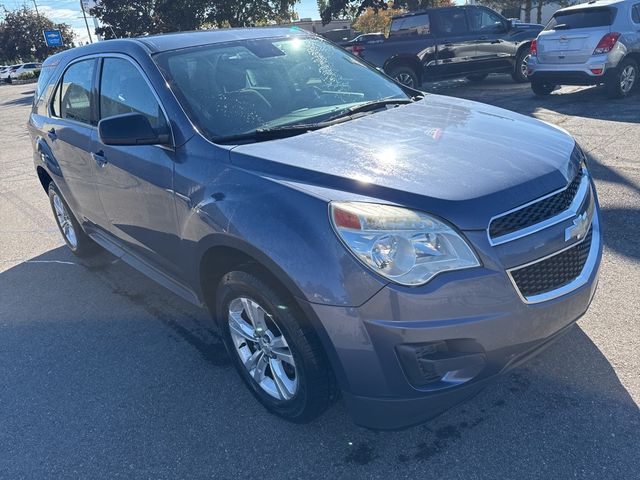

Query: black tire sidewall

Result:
[216,271,320,421]
[607,58,638,98]
[531,80,555,96]
[512,50,531,83]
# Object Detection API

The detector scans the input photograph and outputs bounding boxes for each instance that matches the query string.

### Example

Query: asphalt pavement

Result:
[0,77,638,479]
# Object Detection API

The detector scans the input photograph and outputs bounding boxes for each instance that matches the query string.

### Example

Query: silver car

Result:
[528,0,640,97]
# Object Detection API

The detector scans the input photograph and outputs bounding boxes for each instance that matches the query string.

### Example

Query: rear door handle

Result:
[92,151,108,167]
[47,128,57,141]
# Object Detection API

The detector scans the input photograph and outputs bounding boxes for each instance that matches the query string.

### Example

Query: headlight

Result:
[330,202,480,286]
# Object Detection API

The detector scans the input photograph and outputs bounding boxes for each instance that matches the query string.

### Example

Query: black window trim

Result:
[48,53,174,147]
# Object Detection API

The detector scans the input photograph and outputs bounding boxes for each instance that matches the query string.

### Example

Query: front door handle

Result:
[92,151,108,167]
[478,36,488,40]
[47,128,57,141]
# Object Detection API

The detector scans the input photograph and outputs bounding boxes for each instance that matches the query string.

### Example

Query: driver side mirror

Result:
[98,113,171,147]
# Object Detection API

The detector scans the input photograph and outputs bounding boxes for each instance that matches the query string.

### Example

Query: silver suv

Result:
[528,0,640,97]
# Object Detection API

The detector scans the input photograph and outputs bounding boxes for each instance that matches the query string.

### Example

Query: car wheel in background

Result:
[48,183,100,258]
[216,270,336,423]
[466,73,489,83]
[512,50,531,83]
[388,66,419,88]
[606,58,638,99]
[531,80,556,96]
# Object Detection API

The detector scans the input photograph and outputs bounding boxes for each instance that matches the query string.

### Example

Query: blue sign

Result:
[43,30,63,47]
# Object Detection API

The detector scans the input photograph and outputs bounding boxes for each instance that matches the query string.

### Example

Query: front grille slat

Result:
[510,228,592,298]
[490,170,583,239]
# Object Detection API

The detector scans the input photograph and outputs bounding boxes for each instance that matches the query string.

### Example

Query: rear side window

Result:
[390,14,431,36]
[545,7,615,30]
[435,10,469,35]
[99,57,167,130]
[53,59,96,125]
[468,8,505,33]
[633,4,640,23]
[35,64,56,100]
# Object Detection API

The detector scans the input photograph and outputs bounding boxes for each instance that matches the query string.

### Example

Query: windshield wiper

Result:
[326,98,413,121]
[215,123,330,144]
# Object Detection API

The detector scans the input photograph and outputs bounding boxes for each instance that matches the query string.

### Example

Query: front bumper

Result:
[302,203,602,429]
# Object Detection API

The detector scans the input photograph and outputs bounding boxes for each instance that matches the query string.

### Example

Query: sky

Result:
[1,0,322,46]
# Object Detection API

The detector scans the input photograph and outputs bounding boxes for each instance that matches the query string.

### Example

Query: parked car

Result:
[0,64,20,82]
[345,32,386,45]
[29,29,601,429]
[353,5,543,87]
[528,0,640,98]
[1,63,42,83]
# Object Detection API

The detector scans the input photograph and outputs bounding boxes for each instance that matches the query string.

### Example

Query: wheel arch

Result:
[383,55,422,80]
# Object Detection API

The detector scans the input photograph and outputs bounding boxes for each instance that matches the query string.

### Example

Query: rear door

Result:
[536,7,614,64]
[431,8,479,77]
[92,55,180,274]
[42,58,105,225]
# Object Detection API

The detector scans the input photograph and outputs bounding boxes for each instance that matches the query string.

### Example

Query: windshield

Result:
[545,7,615,30]
[154,36,409,142]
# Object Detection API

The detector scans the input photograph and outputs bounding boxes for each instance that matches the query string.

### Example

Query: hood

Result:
[230,95,578,230]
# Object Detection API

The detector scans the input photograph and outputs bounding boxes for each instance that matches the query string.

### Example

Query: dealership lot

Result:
[1,77,638,478]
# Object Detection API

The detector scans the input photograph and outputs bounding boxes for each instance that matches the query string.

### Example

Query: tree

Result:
[321,0,452,25]
[0,6,74,63]
[91,0,300,38]
[352,2,404,34]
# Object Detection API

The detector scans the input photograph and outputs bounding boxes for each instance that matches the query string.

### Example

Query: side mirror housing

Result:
[98,113,171,146]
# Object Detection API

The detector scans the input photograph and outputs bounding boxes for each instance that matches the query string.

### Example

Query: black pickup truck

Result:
[353,5,543,88]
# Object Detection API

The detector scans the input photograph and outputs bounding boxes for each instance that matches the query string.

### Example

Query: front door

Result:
[92,56,180,275]
[467,7,514,72]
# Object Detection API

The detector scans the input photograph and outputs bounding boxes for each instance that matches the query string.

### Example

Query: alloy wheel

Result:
[521,54,531,78]
[52,192,77,249]
[228,297,298,400]
[620,65,636,94]
[395,73,414,88]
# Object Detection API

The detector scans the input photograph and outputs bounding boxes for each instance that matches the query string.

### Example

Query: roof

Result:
[558,0,628,12]
[392,5,465,19]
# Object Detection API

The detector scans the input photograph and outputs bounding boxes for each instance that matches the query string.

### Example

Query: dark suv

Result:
[355,5,543,87]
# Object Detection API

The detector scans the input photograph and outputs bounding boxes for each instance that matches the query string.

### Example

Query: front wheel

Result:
[531,80,556,96]
[606,58,638,99]
[216,270,336,423]
[512,50,531,83]
[388,66,420,88]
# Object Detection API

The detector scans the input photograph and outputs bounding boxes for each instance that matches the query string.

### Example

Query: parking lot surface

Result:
[1,77,638,479]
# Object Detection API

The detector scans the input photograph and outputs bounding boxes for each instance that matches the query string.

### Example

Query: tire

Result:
[388,65,420,88]
[512,49,531,83]
[466,73,489,83]
[531,80,556,96]
[605,58,638,99]
[216,270,337,423]
[48,182,100,258]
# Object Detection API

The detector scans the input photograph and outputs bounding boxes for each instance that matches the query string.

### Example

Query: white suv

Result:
[0,63,42,83]
[527,0,640,98]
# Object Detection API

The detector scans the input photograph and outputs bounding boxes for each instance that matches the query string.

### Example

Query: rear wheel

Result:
[606,58,638,99]
[531,80,556,96]
[48,183,100,258]
[388,65,420,88]
[512,50,531,83]
[466,73,489,83]
[216,270,336,423]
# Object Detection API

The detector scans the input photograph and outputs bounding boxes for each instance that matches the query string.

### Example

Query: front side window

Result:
[155,36,408,142]
[632,4,640,23]
[435,10,470,35]
[468,8,505,32]
[54,59,96,125]
[99,57,167,130]
[390,14,431,36]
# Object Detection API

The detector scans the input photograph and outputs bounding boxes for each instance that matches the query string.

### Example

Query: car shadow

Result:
[1,246,638,477]
[1,92,34,106]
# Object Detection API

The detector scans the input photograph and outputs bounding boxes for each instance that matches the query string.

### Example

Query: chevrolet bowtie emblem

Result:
[565,212,590,242]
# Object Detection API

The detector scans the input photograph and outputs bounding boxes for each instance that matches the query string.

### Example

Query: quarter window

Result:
[54,59,96,125]
[633,4,640,23]
[99,57,167,130]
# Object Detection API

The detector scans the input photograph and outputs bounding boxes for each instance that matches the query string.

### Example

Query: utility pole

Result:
[80,0,94,43]
[32,0,40,16]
